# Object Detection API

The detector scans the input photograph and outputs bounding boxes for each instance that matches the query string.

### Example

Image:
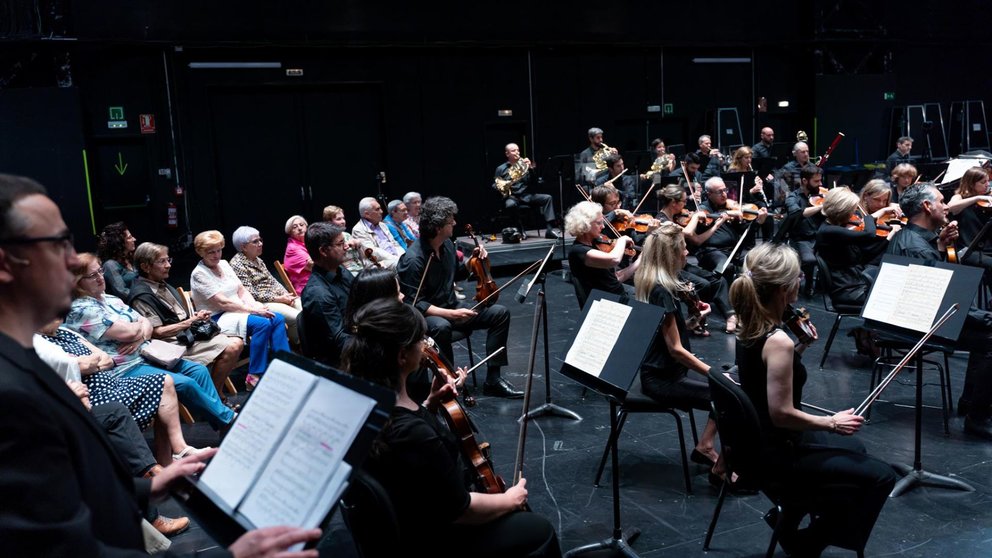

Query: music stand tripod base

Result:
[889,464,973,497]
[563,528,641,558]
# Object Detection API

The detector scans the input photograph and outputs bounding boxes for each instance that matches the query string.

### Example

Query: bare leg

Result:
[695,418,720,464]
[210,336,244,396]
[156,375,190,458]
[153,416,171,466]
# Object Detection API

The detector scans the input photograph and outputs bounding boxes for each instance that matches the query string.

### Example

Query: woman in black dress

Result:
[729,243,896,556]
[946,167,992,274]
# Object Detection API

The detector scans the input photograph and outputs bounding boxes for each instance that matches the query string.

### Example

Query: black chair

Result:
[703,371,867,558]
[340,470,401,558]
[592,376,699,494]
[815,253,865,369]
[869,332,954,436]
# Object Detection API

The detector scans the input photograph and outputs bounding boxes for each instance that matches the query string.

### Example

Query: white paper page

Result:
[238,379,376,528]
[564,299,632,377]
[863,263,952,332]
[941,158,984,184]
[199,360,316,508]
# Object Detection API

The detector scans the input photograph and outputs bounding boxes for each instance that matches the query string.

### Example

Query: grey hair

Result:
[564,201,602,237]
[232,226,260,252]
[133,242,167,277]
[698,134,711,144]
[387,199,404,213]
[358,197,377,215]
[899,183,940,219]
[704,176,726,194]
[403,191,421,204]
[793,141,808,154]
[588,127,603,138]
[284,215,306,235]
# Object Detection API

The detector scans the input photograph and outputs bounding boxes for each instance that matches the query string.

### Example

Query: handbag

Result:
[140,339,186,370]
[189,318,222,341]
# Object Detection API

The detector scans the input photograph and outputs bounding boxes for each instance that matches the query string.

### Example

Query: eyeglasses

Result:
[331,240,348,248]
[249,238,263,245]
[155,257,173,265]
[711,189,728,195]
[80,269,102,281]
[0,231,75,251]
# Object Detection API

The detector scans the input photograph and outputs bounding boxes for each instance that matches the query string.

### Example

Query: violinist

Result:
[858,180,904,265]
[493,143,558,239]
[590,185,660,247]
[385,199,417,249]
[564,200,639,303]
[656,184,738,334]
[299,223,354,367]
[633,223,723,475]
[945,167,992,274]
[668,152,705,203]
[888,163,918,204]
[814,188,895,307]
[695,177,768,279]
[886,183,992,440]
[595,153,644,211]
[783,164,826,297]
[343,299,562,558]
[730,243,896,556]
[396,197,522,399]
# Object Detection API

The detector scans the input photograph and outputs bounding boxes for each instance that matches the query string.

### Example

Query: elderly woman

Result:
[64,253,235,433]
[34,317,203,465]
[283,214,312,295]
[191,230,291,390]
[128,242,244,397]
[323,204,366,273]
[564,200,638,305]
[97,222,138,299]
[230,226,302,344]
[403,191,422,238]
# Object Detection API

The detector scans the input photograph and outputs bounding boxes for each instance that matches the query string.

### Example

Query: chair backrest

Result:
[340,470,401,558]
[572,277,589,309]
[707,371,765,485]
[813,252,837,312]
[176,286,196,314]
[273,260,298,297]
[771,209,802,244]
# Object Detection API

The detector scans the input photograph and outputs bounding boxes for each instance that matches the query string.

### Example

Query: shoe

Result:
[724,314,739,334]
[544,228,561,239]
[245,373,260,391]
[172,446,208,461]
[152,515,190,537]
[690,449,716,468]
[708,471,758,495]
[482,378,524,399]
[143,464,164,479]
[964,416,992,440]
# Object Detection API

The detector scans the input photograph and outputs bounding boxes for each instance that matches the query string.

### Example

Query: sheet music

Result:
[863,263,953,332]
[564,299,632,377]
[199,360,316,508]
[942,158,984,184]
[238,380,375,528]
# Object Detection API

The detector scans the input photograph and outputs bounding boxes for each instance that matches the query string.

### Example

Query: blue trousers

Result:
[125,359,234,429]
[247,313,291,374]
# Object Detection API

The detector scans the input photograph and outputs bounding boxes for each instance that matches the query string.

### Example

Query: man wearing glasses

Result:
[0,174,320,555]
[299,222,354,367]
[695,177,768,278]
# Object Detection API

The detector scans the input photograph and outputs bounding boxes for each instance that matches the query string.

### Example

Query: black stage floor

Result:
[164,268,992,558]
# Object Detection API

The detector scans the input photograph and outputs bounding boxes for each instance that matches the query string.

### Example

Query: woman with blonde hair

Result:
[191,230,291,390]
[563,200,638,304]
[889,163,918,203]
[634,222,720,470]
[730,243,896,556]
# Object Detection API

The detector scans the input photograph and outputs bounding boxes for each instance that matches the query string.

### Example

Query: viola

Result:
[464,225,498,306]
[421,338,507,494]
[673,210,713,228]
[784,305,817,345]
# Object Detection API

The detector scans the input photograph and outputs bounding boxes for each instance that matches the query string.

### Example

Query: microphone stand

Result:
[547,154,571,281]
[517,241,582,422]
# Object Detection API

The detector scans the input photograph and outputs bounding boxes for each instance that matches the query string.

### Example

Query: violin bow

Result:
[575,183,592,202]
[739,174,745,204]
[514,289,545,485]
[631,184,656,215]
[411,251,434,307]
[681,162,701,210]
[469,258,542,312]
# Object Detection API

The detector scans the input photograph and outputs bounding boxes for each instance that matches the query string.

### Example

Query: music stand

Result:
[957,218,992,265]
[559,290,665,558]
[861,255,981,496]
[545,154,575,280]
[517,242,581,422]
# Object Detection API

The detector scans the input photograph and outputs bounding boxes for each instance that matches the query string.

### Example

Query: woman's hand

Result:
[504,478,528,510]
[829,408,863,435]
[250,306,276,319]
[66,380,91,410]
[274,294,297,306]
[118,339,143,356]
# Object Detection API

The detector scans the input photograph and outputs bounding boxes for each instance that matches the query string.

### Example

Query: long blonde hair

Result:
[634,222,690,302]
[729,243,800,342]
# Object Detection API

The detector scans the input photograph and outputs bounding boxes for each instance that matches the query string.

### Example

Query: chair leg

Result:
[687,409,699,446]
[179,403,195,424]
[702,479,729,550]
[819,315,844,369]
[765,504,784,558]
[593,409,629,486]
[667,410,692,495]
[223,377,237,396]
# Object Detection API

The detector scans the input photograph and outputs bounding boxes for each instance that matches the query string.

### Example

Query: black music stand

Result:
[957,218,992,266]
[861,255,981,497]
[559,290,665,558]
[545,154,575,280]
[517,242,581,422]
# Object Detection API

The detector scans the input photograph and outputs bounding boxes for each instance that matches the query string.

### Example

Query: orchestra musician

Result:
[577,127,613,187]
[695,135,725,181]
[633,223,721,471]
[946,167,992,274]
[342,298,562,558]
[751,127,775,160]
[595,153,642,211]
[858,180,904,265]
[493,143,558,239]
[784,165,826,297]
[695,177,768,279]
[644,138,676,178]
[885,136,914,175]
[396,197,522,398]
[564,200,639,303]
[728,146,775,240]
[668,152,704,202]
[655,184,738,334]
[889,163,918,204]
[730,243,897,557]
[773,141,810,204]
[589,185,660,247]
[886,183,992,439]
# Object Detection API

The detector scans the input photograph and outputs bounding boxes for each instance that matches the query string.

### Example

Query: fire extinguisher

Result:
[167,203,178,229]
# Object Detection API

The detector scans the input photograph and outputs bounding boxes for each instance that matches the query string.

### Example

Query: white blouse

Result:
[190,260,249,338]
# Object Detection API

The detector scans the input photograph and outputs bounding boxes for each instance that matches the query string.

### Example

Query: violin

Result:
[809,186,830,206]
[612,212,658,234]
[593,234,639,257]
[784,305,817,345]
[677,288,708,329]
[421,338,507,494]
[673,209,714,228]
[715,202,777,222]
[364,248,382,268]
[464,225,498,306]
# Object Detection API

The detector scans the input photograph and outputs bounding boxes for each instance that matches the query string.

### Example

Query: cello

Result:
[422,338,506,494]
[465,225,498,306]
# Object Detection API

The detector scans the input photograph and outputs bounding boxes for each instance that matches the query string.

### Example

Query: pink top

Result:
[283,236,312,295]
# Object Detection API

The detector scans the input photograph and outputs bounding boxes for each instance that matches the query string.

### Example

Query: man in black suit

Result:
[0,174,320,556]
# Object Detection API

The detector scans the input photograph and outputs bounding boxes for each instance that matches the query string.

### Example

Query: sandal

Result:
[724,314,739,334]
[172,446,208,461]
[245,373,260,392]
[691,323,710,337]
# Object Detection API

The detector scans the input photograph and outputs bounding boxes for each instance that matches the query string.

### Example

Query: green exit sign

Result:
[663,103,674,115]
[883,92,895,101]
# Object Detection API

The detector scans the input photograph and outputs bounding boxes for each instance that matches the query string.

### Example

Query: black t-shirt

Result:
[568,242,624,296]
[640,285,690,379]
[364,406,472,547]
[737,330,806,452]
[954,203,992,254]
